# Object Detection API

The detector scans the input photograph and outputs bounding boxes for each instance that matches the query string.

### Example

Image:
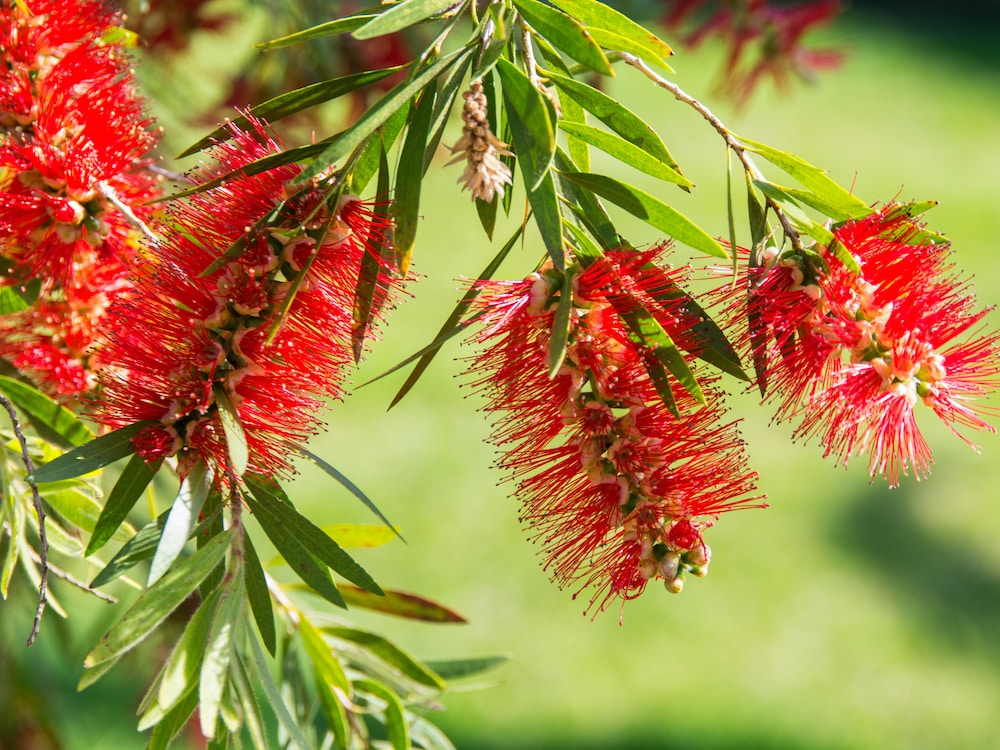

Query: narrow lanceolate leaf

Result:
[496,57,556,192]
[284,443,400,538]
[746,177,769,396]
[554,147,618,251]
[0,286,30,314]
[243,475,383,595]
[736,136,872,220]
[199,571,244,738]
[246,632,311,750]
[351,98,411,195]
[386,223,523,409]
[557,121,693,188]
[353,144,393,361]
[148,460,214,587]
[179,67,403,156]
[584,26,673,72]
[253,15,373,50]
[340,585,467,623]
[147,688,199,750]
[158,587,223,711]
[548,267,576,378]
[0,375,92,448]
[298,617,350,693]
[77,654,121,691]
[546,71,679,172]
[424,656,508,680]
[86,454,160,556]
[561,172,727,258]
[242,534,276,656]
[84,529,234,667]
[325,524,398,549]
[353,0,458,39]
[547,0,673,67]
[393,87,436,276]
[513,0,613,75]
[29,421,152,483]
[293,47,474,186]
[355,680,409,750]
[213,386,248,476]
[527,169,566,272]
[325,627,446,689]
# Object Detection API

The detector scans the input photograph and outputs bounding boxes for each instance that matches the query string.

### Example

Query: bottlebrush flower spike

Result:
[93,116,403,478]
[467,244,763,615]
[717,205,1000,485]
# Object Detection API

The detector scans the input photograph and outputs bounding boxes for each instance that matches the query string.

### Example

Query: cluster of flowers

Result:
[94,116,402,478]
[467,245,764,614]
[0,0,161,397]
[663,0,844,102]
[720,206,999,485]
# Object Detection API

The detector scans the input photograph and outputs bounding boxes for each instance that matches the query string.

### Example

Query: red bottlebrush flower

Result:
[467,244,763,615]
[717,205,1000,485]
[93,116,402,478]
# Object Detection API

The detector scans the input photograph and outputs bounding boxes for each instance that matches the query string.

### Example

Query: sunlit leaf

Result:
[253,15,373,50]
[548,266,576,378]
[246,632,311,750]
[584,26,673,72]
[86,454,159,556]
[146,687,199,750]
[546,71,679,171]
[213,386,248,476]
[353,0,458,39]
[514,0,613,75]
[158,587,223,711]
[527,169,566,272]
[0,375,92,448]
[148,460,213,587]
[242,534,276,656]
[29,421,152,483]
[0,286,29,314]
[497,58,556,193]
[393,87,436,276]
[199,570,243,738]
[339,584,467,623]
[351,98,411,194]
[560,172,727,258]
[84,529,234,667]
[557,121,692,188]
[423,656,508,680]
[547,0,674,67]
[325,627,446,689]
[298,616,350,693]
[355,679,408,750]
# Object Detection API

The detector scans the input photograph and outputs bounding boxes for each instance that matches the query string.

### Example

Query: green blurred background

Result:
[4,3,1000,749]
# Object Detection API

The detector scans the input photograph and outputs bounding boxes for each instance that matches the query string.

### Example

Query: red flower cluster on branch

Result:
[93,117,403,478]
[467,245,764,615]
[716,206,1000,485]
[664,0,845,104]
[1,0,162,397]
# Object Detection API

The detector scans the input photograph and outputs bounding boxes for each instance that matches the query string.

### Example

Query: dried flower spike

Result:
[447,79,513,203]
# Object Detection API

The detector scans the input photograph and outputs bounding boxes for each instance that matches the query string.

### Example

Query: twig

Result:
[96,181,159,243]
[620,52,804,254]
[23,548,118,604]
[0,394,48,645]
[518,18,543,92]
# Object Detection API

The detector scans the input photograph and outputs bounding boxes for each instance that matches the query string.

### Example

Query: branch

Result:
[0,394,48,645]
[620,52,804,254]
[96,181,159,243]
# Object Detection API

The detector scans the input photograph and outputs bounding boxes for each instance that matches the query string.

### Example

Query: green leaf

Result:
[513,0,613,75]
[546,71,679,172]
[253,15,373,50]
[560,172,727,258]
[538,55,590,172]
[548,267,576,378]
[339,585,467,623]
[737,136,871,220]
[298,616,350,693]
[179,67,403,156]
[326,627,446,689]
[0,285,30,314]
[84,529,234,667]
[353,0,457,39]
[199,571,243,738]
[726,148,738,275]
[351,97,411,195]
[325,524,398,548]
[393,87,436,276]
[77,654,121,691]
[385,223,522,408]
[554,147,618,250]
[546,0,673,67]
[284,443,400,539]
[527,169,566,272]
[584,26,673,72]
[353,145,392,361]
[423,656,508,680]
[213,386,248,476]
[243,475,383,595]
[147,686,199,750]
[148,460,213,587]
[231,650,268,750]
[0,375,93,448]
[496,57,556,192]
[158,586,223,711]
[29,421,151,483]
[242,534,276,656]
[355,679,408,750]
[86,454,159,556]
[293,47,473,186]
[246,631,311,750]
[557,121,692,188]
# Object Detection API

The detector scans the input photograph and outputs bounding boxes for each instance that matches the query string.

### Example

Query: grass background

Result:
[4,4,1000,749]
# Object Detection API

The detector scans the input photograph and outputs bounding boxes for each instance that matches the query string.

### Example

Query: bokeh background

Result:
[3,2,1000,748]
